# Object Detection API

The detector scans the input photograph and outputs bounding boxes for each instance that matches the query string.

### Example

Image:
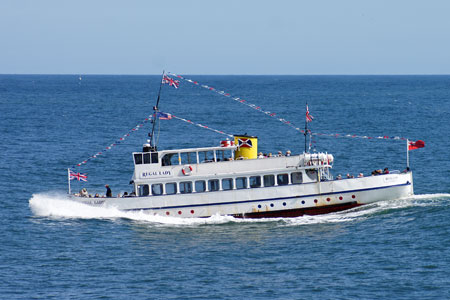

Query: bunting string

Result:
[71,115,153,169]
[70,112,234,169]
[167,72,413,142]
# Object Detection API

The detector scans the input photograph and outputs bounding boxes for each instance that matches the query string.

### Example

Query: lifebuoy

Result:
[182,165,193,176]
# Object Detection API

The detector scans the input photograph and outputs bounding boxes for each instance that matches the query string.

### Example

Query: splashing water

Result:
[29,192,450,227]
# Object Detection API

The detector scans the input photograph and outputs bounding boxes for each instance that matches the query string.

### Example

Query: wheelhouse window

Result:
[143,153,151,164]
[195,180,206,192]
[180,181,192,194]
[249,176,261,188]
[134,153,143,165]
[291,172,303,184]
[138,184,149,196]
[222,178,233,190]
[277,173,289,186]
[165,182,177,195]
[152,184,163,196]
[236,177,247,189]
[263,175,275,187]
[151,152,159,164]
[208,179,220,192]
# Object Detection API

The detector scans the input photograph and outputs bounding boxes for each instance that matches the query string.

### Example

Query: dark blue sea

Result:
[1,74,449,299]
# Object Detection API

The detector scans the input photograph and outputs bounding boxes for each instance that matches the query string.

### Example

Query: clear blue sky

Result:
[1,0,449,75]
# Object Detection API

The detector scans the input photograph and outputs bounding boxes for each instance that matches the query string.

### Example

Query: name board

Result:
[141,170,173,178]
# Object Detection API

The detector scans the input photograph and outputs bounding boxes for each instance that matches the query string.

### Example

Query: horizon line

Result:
[1,73,450,76]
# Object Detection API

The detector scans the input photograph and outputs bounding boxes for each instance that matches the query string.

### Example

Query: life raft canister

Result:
[182,165,193,176]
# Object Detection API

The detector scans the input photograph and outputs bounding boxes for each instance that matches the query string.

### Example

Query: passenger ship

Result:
[74,134,414,218]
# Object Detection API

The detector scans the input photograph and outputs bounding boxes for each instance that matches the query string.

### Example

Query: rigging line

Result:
[162,112,234,138]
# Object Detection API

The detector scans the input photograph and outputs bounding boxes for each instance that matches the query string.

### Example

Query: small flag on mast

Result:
[306,104,314,122]
[162,75,180,89]
[156,112,172,120]
[408,140,425,150]
[69,170,88,181]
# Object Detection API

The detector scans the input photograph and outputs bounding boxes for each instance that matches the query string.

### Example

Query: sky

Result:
[1,0,450,75]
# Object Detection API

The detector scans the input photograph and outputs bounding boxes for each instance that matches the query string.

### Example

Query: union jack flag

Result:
[306,104,314,122]
[69,170,88,182]
[156,112,172,120]
[162,75,180,89]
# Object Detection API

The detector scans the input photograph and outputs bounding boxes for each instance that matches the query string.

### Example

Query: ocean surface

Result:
[1,74,449,299]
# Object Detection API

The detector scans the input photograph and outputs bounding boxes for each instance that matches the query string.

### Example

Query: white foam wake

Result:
[29,192,449,227]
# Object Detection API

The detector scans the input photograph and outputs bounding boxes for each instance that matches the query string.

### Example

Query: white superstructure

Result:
[74,138,413,218]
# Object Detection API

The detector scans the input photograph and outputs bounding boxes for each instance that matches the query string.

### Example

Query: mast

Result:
[149,71,165,151]
[67,168,71,194]
[304,102,308,153]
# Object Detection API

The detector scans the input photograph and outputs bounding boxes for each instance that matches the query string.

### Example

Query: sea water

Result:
[1,75,449,299]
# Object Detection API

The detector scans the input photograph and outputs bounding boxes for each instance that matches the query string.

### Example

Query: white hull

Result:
[75,172,413,218]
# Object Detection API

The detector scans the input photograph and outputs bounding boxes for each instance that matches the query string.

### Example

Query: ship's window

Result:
[216,149,233,162]
[291,172,303,184]
[143,153,151,164]
[134,153,143,165]
[181,152,197,165]
[236,177,247,189]
[222,178,233,190]
[306,169,317,181]
[165,182,177,195]
[263,175,275,187]
[208,179,220,192]
[199,150,215,163]
[250,176,261,188]
[151,152,159,164]
[161,153,180,166]
[152,184,163,196]
[180,181,192,194]
[195,180,206,192]
[138,184,149,196]
[277,173,289,186]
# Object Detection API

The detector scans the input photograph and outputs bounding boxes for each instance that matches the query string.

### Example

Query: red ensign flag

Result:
[408,140,425,150]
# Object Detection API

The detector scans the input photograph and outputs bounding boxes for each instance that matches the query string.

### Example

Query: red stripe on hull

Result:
[232,201,362,219]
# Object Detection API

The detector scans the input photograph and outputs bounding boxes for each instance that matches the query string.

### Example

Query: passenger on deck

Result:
[94,193,100,198]
[336,174,342,180]
[80,188,88,197]
[383,168,390,174]
[277,151,284,157]
[123,192,128,197]
[258,152,264,159]
[286,150,291,156]
[346,173,354,178]
[105,184,112,198]
[358,173,364,178]
[268,153,273,158]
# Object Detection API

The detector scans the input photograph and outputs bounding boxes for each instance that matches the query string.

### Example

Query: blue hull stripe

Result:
[124,181,411,211]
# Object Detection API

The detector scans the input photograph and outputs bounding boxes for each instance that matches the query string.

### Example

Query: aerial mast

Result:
[148,71,165,151]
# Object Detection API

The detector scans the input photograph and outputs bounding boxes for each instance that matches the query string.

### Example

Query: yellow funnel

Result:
[234,135,258,159]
